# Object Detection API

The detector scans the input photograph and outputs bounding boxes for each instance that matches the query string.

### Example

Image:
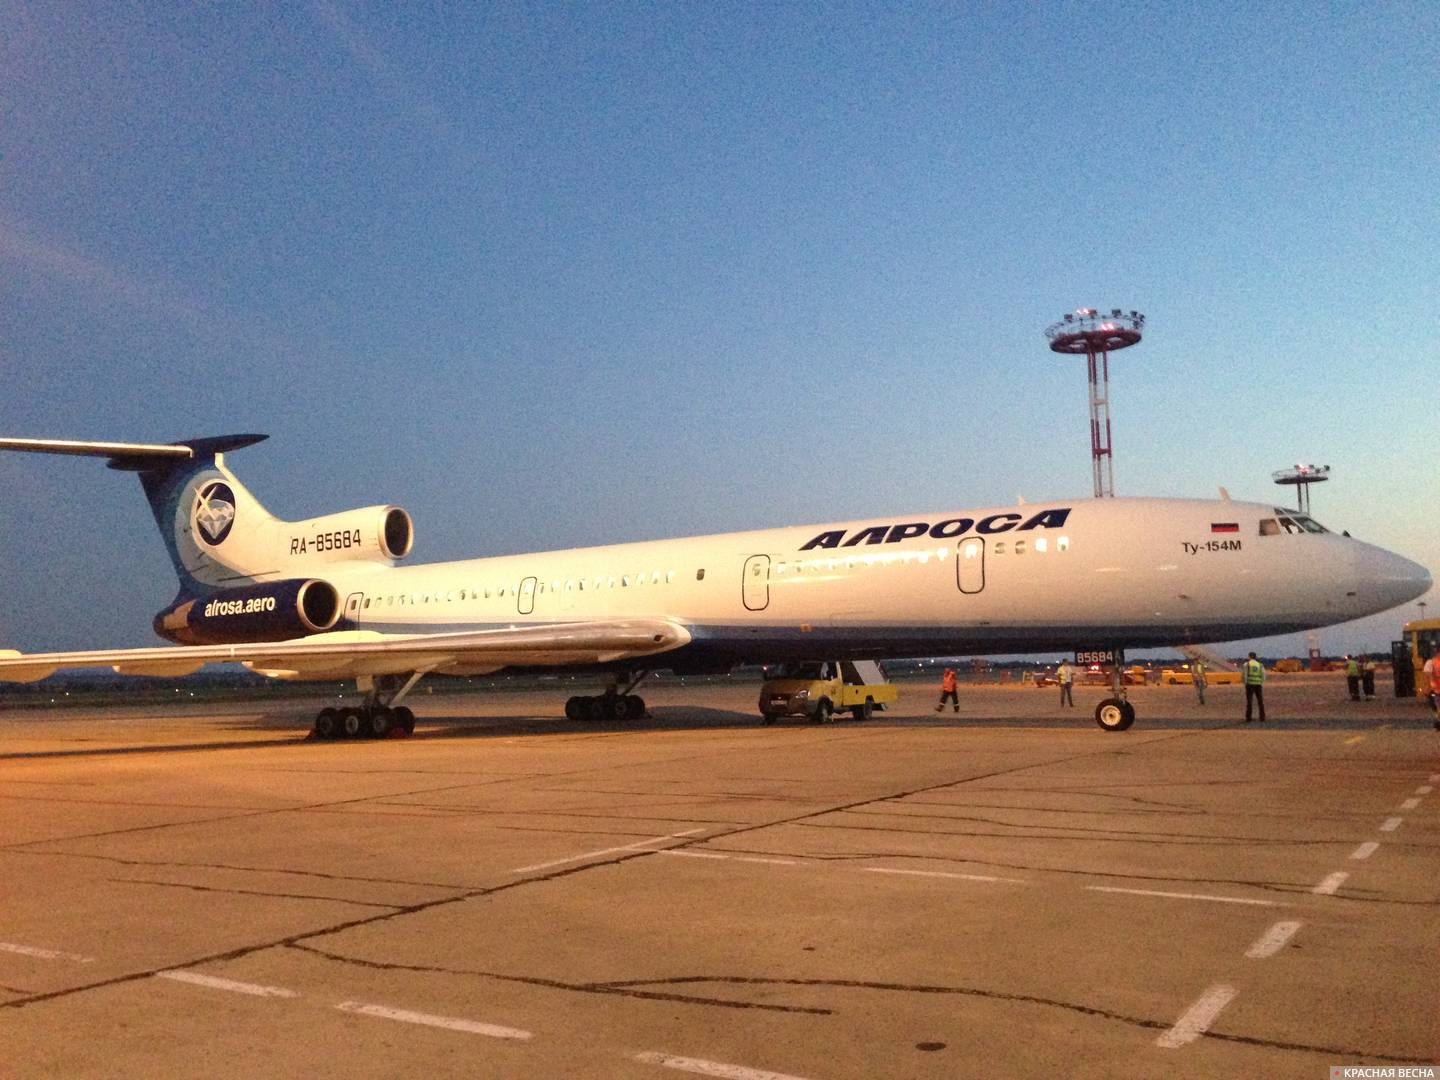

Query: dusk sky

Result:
[2,2,1435,659]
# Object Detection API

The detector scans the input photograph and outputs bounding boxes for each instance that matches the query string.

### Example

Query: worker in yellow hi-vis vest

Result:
[1242,652,1266,723]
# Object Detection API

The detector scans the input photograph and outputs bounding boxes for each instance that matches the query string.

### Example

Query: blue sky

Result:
[2,2,1435,657]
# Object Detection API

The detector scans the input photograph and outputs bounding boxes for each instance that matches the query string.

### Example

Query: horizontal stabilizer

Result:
[0,435,267,471]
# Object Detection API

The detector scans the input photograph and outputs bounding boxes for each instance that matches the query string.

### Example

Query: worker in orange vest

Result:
[936,667,959,713]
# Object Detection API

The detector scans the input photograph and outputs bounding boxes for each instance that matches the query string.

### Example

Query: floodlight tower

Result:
[1272,463,1330,515]
[1044,308,1145,498]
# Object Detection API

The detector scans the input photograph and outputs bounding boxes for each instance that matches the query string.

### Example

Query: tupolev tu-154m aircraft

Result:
[0,435,1429,735]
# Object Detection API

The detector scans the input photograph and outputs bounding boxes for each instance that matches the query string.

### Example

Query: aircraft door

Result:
[956,537,985,594]
[742,555,770,611]
[344,592,364,624]
[518,576,537,615]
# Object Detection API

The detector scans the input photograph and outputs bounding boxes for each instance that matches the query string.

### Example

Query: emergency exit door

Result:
[956,537,985,594]
[742,555,770,611]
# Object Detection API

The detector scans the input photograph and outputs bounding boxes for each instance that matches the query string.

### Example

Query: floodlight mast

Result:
[1045,308,1145,498]
[1272,464,1330,515]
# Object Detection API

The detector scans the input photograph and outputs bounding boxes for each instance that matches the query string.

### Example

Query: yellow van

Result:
[759,660,897,723]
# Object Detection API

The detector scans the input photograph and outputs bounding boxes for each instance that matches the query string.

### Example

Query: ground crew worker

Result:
[1192,660,1207,705]
[936,667,959,713]
[1242,651,1266,722]
[1057,659,1074,707]
[1345,655,1361,701]
[1424,652,1440,730]
[1361,656,1377,700]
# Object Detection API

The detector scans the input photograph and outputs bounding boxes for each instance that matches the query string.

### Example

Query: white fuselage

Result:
[291,496,1425,666]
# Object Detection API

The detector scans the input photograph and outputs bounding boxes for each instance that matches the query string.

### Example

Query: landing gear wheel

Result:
[340,707,364,738]
[626,694,646,718]
[365,708,393,739]
[608,695,634,722]
[760,711,778,725]
[812,698,833,725]
[852,698,874,721]
[1095,698,1135,732]
[392,706,415,735]
[565,696,584,722]
[314,708,339,740]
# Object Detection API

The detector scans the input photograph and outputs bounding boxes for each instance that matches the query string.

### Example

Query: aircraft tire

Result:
[626,694,646,718]
[393,706,415,734]
[608,695,633,722]
[852,698,874,721]
[1095,698,1135,732]
[365,708,393,739]
[760,711,778,725]
[564,696,583,722]
[314,708,339,740]
[812,698,833,724]
[340,708,364,738]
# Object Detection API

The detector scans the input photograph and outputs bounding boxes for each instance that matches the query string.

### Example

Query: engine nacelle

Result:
[283,505,413,563]
[154,579,341,645]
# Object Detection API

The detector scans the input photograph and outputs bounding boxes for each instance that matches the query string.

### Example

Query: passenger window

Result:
[1014,541,1026,555]
[1057,536,1070,552]
[622,575,630,587]
[696,569,705,581]
[1034,538,1047,553]
[995,543,1006,555]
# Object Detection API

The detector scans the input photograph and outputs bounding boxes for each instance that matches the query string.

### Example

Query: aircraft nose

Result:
[1356,545,1432,612]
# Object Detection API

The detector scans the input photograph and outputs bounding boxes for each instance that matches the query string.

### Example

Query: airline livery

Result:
[0,435,1429,735]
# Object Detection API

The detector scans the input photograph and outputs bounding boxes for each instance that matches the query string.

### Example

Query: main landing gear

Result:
[565,671,650,723]
[312,672,422,740]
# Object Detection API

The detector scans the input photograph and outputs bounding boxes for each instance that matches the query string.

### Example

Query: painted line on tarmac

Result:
[1379,817,1403,832]
[634,1049,813,1080]
[1245,920,1302,959]
[510,828,707,873]
[1085,886,1277,907]
[866,867,1027,884]
[1312,872,1348,895]
[1349,841,1380,861]
[1343,735,1366,746]
[336,1000,531,1040]
[155,970,298,998]
[659,851,798,867]
[1155,984,1237,1049]
[1417,785,1433,796]
[0,942,94,963]
[1399,797,1421,811]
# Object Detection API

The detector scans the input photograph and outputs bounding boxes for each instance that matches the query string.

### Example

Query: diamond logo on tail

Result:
[194,481,236,545]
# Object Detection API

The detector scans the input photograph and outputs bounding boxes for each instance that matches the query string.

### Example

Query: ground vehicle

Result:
[1394,618,1440,697]
[759,660,896,723]
[1162,667,1242,686]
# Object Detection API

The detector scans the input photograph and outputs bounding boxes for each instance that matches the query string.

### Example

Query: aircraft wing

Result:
[0,619,693,683]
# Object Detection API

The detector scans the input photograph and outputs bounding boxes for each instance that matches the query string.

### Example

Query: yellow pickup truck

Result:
[759,660,898,723]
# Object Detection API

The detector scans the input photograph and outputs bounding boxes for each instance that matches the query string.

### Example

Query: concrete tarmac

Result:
[1,677,1437,1078]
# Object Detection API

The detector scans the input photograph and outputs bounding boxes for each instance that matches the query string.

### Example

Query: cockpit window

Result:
[1259,518,1280,536]
[1293,515,1327,534]
[1266,508,1330,535]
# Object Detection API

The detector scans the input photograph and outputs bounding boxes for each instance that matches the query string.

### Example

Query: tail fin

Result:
[0,435,280,593]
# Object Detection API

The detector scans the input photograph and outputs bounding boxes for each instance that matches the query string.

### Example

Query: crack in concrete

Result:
[287,942,830,1015]
[107,878,408,910]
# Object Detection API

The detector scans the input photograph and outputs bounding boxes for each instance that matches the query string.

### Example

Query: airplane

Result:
[0,435,1429,735]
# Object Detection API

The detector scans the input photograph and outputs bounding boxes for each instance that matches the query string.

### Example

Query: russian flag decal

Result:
[1211,522,1239,533]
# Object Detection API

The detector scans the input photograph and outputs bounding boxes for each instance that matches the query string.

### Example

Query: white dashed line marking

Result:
[1312,872,1348,895]
[867,867,1027,884]
[1349,841,1379,861]
[0,942,94,963]
[1155,984,1237,1048]
[1399,798,1421,811]
[1379,817,1403,832]
[510,828,706,873]
[336,1001,531,1040]
[1085,886,1277,907]
[659,851,798,866]
[1245,920,1302,959]
[155,970,298,998]
[1416,785,1433,796]
[635,1050,814,1079]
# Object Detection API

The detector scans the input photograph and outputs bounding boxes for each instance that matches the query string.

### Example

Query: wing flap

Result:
[0,620,692,683]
